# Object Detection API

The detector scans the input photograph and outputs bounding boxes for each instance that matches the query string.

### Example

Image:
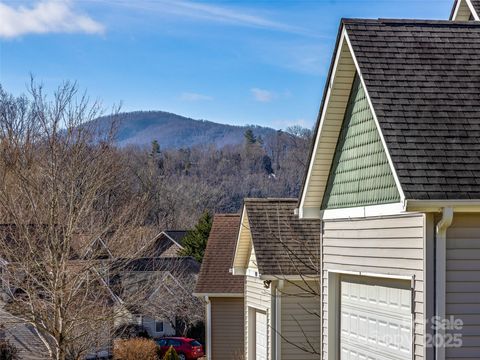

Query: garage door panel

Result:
[340,276,412,360]
[255,311,267,360]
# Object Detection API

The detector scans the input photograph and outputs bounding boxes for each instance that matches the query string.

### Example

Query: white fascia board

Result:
[344,29,406,205]
[321,202,406,220]
[451,0,463,20]
[405,199,480,213]
[466,0,480,20]
[193,292,243,298]
[299,30,346,219]
[232,204,248,269]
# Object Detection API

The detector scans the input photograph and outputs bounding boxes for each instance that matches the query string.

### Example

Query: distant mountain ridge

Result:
[95,111,278,149]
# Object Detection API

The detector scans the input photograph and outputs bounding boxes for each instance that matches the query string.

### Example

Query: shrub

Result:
[0,340,19,360]
[113,338,158,360]
[162,346,179,360]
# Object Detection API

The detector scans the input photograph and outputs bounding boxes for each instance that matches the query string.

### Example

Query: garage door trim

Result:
[327,270,414,360]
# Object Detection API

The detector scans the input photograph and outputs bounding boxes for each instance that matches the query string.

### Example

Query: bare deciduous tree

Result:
[0,81,150,360]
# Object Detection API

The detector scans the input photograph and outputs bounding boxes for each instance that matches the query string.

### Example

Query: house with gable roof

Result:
[296,2,480,359]
[194,214,245,360]
[232,199,321,360]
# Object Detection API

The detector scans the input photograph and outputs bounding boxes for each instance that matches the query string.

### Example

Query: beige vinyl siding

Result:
[322,213,425,360]
[210,297,244,360]
[280,280,321,360]
[446,213,480,359]
[245,275,272,360]
[453,0,474,20]
[302,38,356,210]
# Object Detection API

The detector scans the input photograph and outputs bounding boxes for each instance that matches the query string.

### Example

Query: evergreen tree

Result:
[244,129,256,145]
[150,139,161,157]
[179,211,213,262]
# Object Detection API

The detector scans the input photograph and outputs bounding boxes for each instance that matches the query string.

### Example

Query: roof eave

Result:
[405,199,480,212]
[297,19,346,213]
[193,292,244,298]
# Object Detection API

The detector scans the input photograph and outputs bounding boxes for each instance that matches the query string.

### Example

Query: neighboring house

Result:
[140,230,188,257]
[112,256,201,339]
[0,306,50,360]
[298,8,480,360]
[194,214,245,360]
[451,0,480,20]
[232,199,321,360]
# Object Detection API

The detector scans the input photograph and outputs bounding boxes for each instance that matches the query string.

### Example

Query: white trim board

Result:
[299,30,347,219]
[321,202,405,220]
[327,269,414,282]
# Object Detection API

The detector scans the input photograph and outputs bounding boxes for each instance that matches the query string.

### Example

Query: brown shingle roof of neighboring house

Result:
[244,198,320,276]
[195,214,244,295]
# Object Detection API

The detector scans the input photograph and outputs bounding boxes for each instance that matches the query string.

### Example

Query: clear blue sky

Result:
[0,0,453,129]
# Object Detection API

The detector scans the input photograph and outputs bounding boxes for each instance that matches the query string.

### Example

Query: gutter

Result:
[435,207,453,360]
[205,296,212,360]
[405,199,480,213]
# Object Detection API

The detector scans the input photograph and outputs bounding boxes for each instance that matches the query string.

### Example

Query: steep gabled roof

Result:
[139,230,188,257]
[194,214,244,295]
[240,199,320,276]
[300,19,480,216]
[345,19,480,200]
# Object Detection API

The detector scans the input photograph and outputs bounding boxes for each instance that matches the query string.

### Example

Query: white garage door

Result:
[340,275,412,360]
[255,311,267,360]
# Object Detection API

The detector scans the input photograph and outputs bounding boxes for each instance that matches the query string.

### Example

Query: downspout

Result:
[435,207,453,360]
[271,281,277,360]
[275,280,284,360]
[205,296,212,360]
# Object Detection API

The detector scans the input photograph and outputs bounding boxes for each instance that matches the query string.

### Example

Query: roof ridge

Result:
[342,17,480,26]
[214,213,241,217]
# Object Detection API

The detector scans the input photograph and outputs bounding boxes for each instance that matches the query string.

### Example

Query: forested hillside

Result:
[95,111,277,148]
[122,125,312,229]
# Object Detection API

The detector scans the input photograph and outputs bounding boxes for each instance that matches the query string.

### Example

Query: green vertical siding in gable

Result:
[321,75,400,209]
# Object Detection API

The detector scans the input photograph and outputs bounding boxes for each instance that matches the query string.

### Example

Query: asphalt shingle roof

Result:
[471,0,480,14]
[244,199,320,276]
[164,230,188,245]
[195,214,244,295]
[116,257,200,274]
[344,19,480,200]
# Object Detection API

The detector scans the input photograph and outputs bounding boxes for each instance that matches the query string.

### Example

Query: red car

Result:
[156,337,204,360]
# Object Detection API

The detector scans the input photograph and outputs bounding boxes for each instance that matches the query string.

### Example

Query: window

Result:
[155,320,164,333]
[157,339,167,347]
[167,339,182,347]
